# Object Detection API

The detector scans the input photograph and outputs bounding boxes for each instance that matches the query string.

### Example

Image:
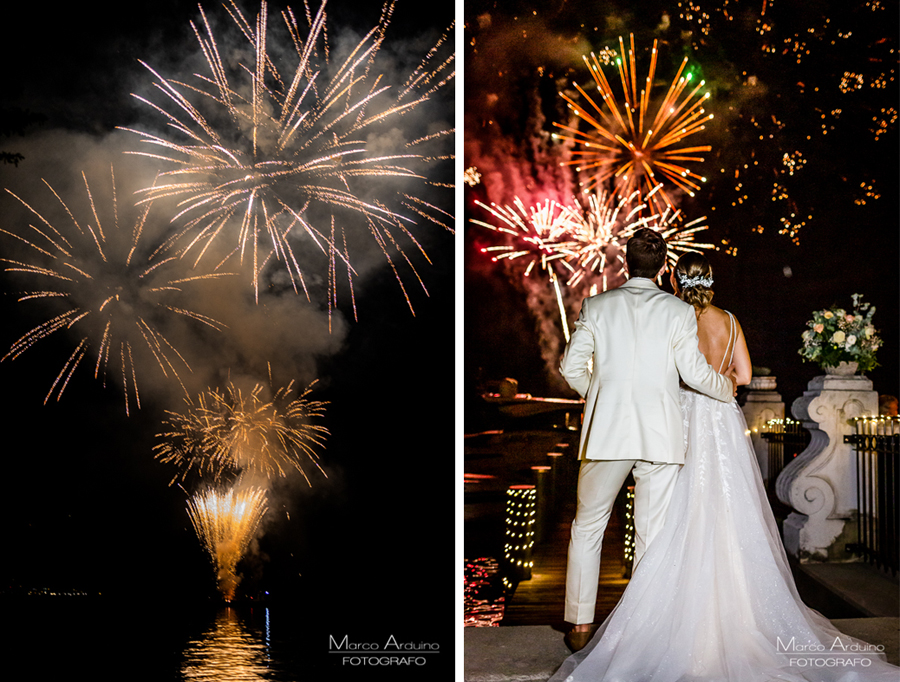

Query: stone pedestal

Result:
[740,376,784,481]
[776,374,878,562]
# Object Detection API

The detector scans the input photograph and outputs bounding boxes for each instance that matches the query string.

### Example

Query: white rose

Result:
[846,335,857,347]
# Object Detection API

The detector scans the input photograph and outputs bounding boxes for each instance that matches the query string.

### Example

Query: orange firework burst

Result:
[0,167,228,414]
[187,485,268,601]
[156,378,329,483]
[552,34,714,213]
[124,0,454,314]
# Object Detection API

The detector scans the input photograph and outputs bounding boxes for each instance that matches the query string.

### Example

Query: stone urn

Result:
[747,375,778,391]
[823,361,859,376]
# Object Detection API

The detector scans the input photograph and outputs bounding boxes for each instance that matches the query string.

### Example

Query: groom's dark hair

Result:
[625,228,668,279]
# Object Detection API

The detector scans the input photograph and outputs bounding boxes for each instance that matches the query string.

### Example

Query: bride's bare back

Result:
[695,305,752,385]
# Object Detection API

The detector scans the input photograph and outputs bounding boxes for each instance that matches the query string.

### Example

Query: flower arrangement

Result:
[799,294,881,372]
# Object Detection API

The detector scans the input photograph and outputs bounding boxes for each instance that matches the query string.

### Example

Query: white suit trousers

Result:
[564,459,680,624]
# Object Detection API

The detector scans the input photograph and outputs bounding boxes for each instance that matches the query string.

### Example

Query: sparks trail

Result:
[553,34,713,215]
[187,485,268,601]
[124,0,455,316]
[0,167,229,414]
[156,377,329,484]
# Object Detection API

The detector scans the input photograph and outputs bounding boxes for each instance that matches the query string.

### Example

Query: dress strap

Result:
[718,311,736,374]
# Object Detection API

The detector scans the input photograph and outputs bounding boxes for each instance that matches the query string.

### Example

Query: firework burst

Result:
[472,196,578,277]
[470,184,714,369]
[559,188,651,290]
[562,187,714,290]
[472,186,713,292]
[0,167,228,414]
[124,0,454,315]
[187,485,269,600]
[156,377,329,483]
[552,34,714,213]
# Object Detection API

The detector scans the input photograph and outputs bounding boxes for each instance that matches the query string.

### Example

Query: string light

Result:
[624,486,635,569]
[504,486,537,581]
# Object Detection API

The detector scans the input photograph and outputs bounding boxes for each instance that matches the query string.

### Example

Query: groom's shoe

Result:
[564,625,598,653]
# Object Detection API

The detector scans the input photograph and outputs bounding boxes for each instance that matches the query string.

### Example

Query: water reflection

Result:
[182,607,273,681]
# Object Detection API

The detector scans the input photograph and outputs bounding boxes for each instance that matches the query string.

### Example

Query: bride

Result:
[549,253,897,682]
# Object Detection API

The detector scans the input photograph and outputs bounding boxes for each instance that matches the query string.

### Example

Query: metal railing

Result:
[845,416,899,577]
[761,417,811,496]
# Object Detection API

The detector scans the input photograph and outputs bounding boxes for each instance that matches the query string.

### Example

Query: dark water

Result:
[6,597,453,681]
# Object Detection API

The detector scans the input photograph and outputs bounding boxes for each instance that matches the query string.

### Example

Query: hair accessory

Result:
[677,273,714,288]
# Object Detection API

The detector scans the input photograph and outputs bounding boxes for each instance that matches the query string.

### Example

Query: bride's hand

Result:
[725,364,738,396]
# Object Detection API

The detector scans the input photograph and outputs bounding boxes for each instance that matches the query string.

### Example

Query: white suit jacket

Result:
[560,277,733,464]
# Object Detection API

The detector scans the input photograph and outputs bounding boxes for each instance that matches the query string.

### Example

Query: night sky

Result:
[464,0,898,408]
[0,1,455,678]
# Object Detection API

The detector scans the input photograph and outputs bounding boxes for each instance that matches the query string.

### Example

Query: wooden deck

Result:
[464,421,631,628]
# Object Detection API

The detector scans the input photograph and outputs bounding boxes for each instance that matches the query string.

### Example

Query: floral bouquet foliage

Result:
[799,294,881,372]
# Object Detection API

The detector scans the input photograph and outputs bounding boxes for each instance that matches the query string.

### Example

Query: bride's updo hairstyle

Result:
[674,252,714,312]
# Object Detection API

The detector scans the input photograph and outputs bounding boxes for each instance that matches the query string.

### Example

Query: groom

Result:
[559,228,735,652]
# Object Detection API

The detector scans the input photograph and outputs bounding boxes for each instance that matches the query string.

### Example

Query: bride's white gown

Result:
[549,386,897,682]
